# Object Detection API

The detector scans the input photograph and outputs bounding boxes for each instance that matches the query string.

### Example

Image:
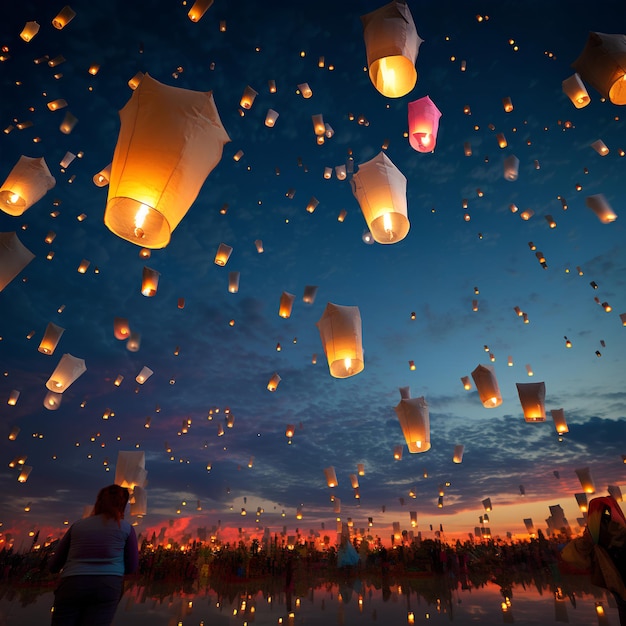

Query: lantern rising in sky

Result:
[104,74,230,249]
[471,364,502,408]
[350,152,409,244]
[394,395,431,453]
[361,1,422,98]
[408,96,442,152]
[0,156,55,217]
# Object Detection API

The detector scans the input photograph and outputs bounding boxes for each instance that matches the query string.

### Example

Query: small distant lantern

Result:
[240,85,258,109]
[93,163,112,187]
[324,466,338,487]
[38,322,65,355]
[471,364,502,408]
[135,366,153,384]
[278,291,295,318]
[187,0,214,22]
[516,381,546,422]
[254,239,264,253]
[312,114,325,136]
[0,156,56,216]
[407,96,442,152]
[503,155,519,181]
[361,1,422,98]
[268,79,277,93]
[496,133,508,148]
[464,142,472,156]
[551,408,569,434]
[267,372,281,391]
[141,266,160,297]
[18,465,32,483]
[214,243,233,265]
[502,96,514,112]
[482,497,492,512]
[104,74,230,249]
[452,444,464,463]
[7,390,20,406]
[586,194,618,223]
[350,151,409,244]
[59,111,78,134]
[336,165,347,180]
[228,271,240,293]
[46,353,86,392]
[297,83,312,98]
[575,492,588,513]
[285,424,295,438]
[357,463,365,476]
[265,109,279,127]
[113,317,130,340]
[591,139,609,156]
[316,302,364,378]
[572,32,626,105]
[394,396,430,453]
[393,445,403,460]
[43,390,62,410]
[302,285,318,304]
[20,21,40,42]
[349,474,359,489]
[575,466,596,494]
[562,73,591,108]
[52,6,76,29]
[461,376,472,390]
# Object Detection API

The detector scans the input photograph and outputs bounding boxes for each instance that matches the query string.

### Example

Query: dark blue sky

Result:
[1,0,625,546]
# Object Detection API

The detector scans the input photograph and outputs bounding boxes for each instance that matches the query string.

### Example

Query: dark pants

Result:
[51,575,124,626]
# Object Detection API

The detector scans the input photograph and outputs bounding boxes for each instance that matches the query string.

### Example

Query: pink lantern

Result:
[408,96,442,152]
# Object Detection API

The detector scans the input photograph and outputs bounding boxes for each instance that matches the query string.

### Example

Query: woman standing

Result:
[49,484,139,626]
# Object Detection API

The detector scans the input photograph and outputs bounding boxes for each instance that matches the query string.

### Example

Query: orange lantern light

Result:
[408,96,442,152]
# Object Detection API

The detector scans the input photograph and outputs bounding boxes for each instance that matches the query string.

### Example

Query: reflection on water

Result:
[0,572,620,625]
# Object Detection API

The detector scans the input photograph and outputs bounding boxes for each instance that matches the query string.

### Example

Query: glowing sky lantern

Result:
[324,466,338,487]
[43,390,62,410]
[267,372,281,391]
[93,163,112,187]
[187,0,214,22]
[141,266,160,297]
[503,155,520,181]
[586,194,618,223]
[52,6,76,29]
[17,466,32,483]
[482,497,492,512]
[562,73,591,108]
[572,32,626,105]
[575,466,596,494]
[394,395,431,453]
[361,1,422,98]
[302,285,318,304]
[135,366,153,384]
[0,232,35,292]
[316,302,364,378]
[452,444,464,463]
[408,96,442,152]
[471,364,502,408]
[516,381,546,422]
[551,408,569,434]
[0,156,56,216]
[228,271,240,293]
[104,74,230,249]
[115,450,147,490]
[113,317,130,340]
[214,243,233,265]
[240,85,258,109]
[350,152,409,244]
[278,291,295,318]
[130,485,147,516]
[46,353,86,392]
[20,21,40,42]
[38,322,65,355]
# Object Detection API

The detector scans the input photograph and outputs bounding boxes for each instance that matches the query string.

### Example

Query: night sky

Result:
[1,0,625,548]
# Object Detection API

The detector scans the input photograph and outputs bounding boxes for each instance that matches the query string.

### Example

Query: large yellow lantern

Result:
[572,32,626,105]
[0,232,35,292]
[516,381,546,422]
[471,364,502,408]
[104,74,230,249]
[45,353,86,392]
[0,156,56,216]
[394,396,430,453]
[361,1,422,98]
[316,302,364,378]
[350,151,409,244]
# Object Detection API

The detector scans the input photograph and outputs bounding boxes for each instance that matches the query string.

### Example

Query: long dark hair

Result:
[93,484,130,524]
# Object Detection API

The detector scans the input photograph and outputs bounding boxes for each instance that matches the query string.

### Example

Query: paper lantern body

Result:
[516,381,546,422]
[575,466,596,494]
[551,408,569,434]
[302,285,318,304]
[43,391,62,410]
[503,155,520,181]
[408,96,442,152]
[0,232,35,292]
[104,74,230,249]
[188,0,213,22]
[361,1,422,98]
[46,353,86,392]
[278,291,295,318]
[562,73,591,108]
[141,266,160,297]
[394,396,431,453]
[38,322,65,355]
[130,485,148,516]
[324,466,338,488]
[115,450,147,489]
[452,444,464,463]
[316,302,364,378]
[586,194,617,223]
[572,32,626,105]
[350,152,409,244]
[471,364,502,408]
[0,156,55,216]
